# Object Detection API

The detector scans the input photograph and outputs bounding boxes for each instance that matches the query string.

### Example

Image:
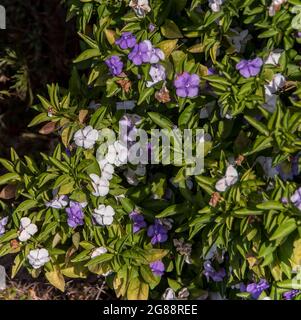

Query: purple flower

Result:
[246,279,269,299]
[174,72,200,98]
[115,32,137,50]
[147,219,168,245]
[0,217,8,235]
[207,67,215,75]
[129,211,147,233]
[66,201,84,228]
[276,155,299,181]
[236,57,263,78]
[128,40,153,65]
[105,56,123,76]
[291,187,301,210]
[149,23,156,32]
[203,261,226,282]
[283,290,300,300]
[150,260,165,276]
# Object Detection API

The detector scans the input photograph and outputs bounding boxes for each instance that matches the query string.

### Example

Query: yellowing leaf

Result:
[113,273,128,298]
[45,270,65,292]
[127,278,149,300]
[157,40,178,57]
[161,20,183,39]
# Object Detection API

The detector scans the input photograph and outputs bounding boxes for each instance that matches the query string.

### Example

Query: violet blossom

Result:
[129,211,147,233]
[246,279,270,299]
[174,72,200,98]
[147,219,168,245]
[105,56,123,76]
[236,57,263,78]
[283,290,300,300]
[203,261,226,282]
[150,260,165,276]
[128,40,153,65]
[66,201,84,228]
[115,32,137,50]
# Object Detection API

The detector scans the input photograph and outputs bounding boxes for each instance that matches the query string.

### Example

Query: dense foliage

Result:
[2,0,301,300]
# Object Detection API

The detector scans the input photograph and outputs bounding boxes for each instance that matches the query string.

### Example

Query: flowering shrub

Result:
[2,0,301,300]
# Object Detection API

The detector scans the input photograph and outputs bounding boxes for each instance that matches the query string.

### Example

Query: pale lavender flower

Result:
[105,56,123,76]
[115,32,137,50]
[0,217,8,235]
[246,279,269,299]
[146,64,166,87]
[174,72,200,98]
[236,57,263,78]
[149,47,165,64]
[150,260,165,276]
[291,187,301,210]
[129,211,147,233]
[149,23,156,32]
[66,201,84,228]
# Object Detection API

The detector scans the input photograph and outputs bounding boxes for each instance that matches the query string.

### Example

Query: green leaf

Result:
[138,87,154,105]
[0,173,19,185]
[85,253,114,266]
[73,48,101,63]
[256,201,285,210]
[244,115,269,136]
[161,20,183,39]
[270,219,297,241]
[156,203,188,218]
[14,199,38,213]
[148,112,173,129]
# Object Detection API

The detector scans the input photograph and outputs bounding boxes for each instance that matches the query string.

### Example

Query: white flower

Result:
[28,248,50,269]
[265,50,283,66]
[162,288,190,300]
[93,205,115,226]
[89,174,110,197]
[263,73,285,112]
[74,126,99,149]
[91,246,107,258]
[208,0,224,12]
[105,141,128,167]
[268,0,287,16]
[146,64,166,87]
[46,195,68,209]
[18,217,38,242]
[129,0,151,17]
[265,73,285,96]
[99,159,114,181]
[228,29,251,53]
[256,156,278,178]
[162,288,177,300]
[124,164,146,186]
[215,165,239,192]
